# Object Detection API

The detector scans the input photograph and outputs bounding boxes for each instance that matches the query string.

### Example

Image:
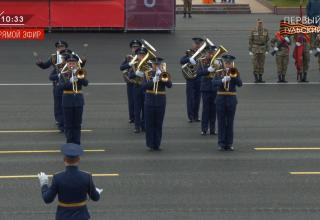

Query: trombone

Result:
[153,62,171,95]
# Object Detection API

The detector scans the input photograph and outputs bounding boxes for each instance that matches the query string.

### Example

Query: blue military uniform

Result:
[142,57,172,150]
[212,54,242,151]
[197,46,217,135]
[128,47,147,133]
[41,143,100,220]
[119,40,142,124]
[180,37,204,122]
[59,55,88,145]
[36,40,68,131]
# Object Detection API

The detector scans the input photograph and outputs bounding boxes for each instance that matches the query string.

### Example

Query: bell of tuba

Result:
[135,39,157,79]
[210,45,228,67]
[181,38,214,80]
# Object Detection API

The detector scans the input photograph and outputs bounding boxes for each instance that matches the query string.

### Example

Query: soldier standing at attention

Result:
[313,33,320,74]
[249,19,269,83]
[183,0,192,18]
[293,33,313,82]
[38,143,103,220]
[270,21,291,83]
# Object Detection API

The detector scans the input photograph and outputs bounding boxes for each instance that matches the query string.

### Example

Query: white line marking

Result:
[0,24,25,26]
[0,130,92,133]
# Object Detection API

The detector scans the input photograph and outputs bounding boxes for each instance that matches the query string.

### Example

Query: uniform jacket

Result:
[270,33,291,56]
[249,28,270,53]
[59,72,89,107]
[142,71,172,107]
[120,55,136,84]
[197,61,217,92]
[41,166,100,220]
[212,68,242,104]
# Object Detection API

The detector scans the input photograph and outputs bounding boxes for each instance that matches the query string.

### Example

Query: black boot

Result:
[188,13,192,18]
[302,72,308,82]
[254,73,259,83]
[277,74,282,83]
[258,75,265,83]
[282,74,288,83]
[183,13,186,18]
[297,72,303,82]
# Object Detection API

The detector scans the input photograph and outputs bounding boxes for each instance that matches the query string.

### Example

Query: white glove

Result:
[284,36,290,43]
[128,62,133,67]
[37,172,49,187]
[296,42,302,47]
[317,48,320,52]
[135,71,144,78]
[222,76,231,83]
[70,76,78,83]
[273,47,279,51]
[153,75,159,83]
[58,73,61,79]
[189,57,196,65]
[309,50,313,54]
[249,51,253,56]
[265,51,269,55]
[207,66,215,72]
[96,187,103,195]
[156,68,162,76]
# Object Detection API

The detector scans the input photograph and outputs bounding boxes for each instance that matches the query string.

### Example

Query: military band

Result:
[213,54,242,151]
[120,40,142,124]
[142,57,172,151]
[180,37,203,123]
[59,54,88,145]
[198,45,217,135]
[35,40,69,132]
[38,143,102,220]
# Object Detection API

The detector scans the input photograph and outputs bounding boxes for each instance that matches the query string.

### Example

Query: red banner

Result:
[50,0,125,28]
[126,0,176,30]
[0,1,49,28]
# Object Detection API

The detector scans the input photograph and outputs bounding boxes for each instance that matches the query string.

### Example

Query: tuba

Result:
[135,39,157,80]
[181,38,214,80]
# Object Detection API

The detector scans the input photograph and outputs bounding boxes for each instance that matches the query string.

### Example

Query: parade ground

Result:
[1,14,320,219]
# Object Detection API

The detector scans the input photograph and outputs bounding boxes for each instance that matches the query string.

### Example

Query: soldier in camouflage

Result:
[249,19,269,83]
[270,28,291,83]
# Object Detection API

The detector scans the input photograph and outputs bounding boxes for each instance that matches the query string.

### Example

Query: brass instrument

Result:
[181,38,214,80]
[154,62,171,95]
[210,45,228,66]
[224,64,239,91]
[135,39,157,80]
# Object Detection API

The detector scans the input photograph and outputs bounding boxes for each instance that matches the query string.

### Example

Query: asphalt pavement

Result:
[1,14,320,220]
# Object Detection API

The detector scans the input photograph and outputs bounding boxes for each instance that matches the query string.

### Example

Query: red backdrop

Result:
[50,0,125,28]
[0,1,49,27]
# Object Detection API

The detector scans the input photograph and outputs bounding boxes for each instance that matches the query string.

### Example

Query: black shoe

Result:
[254,73,259,83]
[194,119,201,122]
[134,128,140,133]
[188,14,192,18]
[218,146,225,151]
[225,146,234,151]
[128,119,134,124]
[183,14,186,18]
[141,127,145,132]
[201,131,206,136]
[258,75,265,83]
[302,73,309,82]
[282,75,288,83]
[277,75,282,83]
[210,131,217,135]
[188,119,193,123]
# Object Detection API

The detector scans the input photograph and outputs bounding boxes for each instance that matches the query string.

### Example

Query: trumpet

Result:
[224,66,239,91]
[154,62,171,95]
